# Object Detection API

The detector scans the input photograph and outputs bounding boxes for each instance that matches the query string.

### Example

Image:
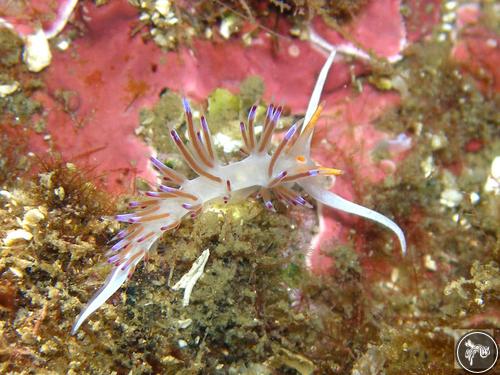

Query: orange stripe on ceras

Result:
[160,220,181,231]
[171,130,222,183]
[240,121,250,151]
[135,212,170,223]
[247,106,257,150]
[200,116,215,161]
[120,250,145,270]
[274,186,298,201]
[153,162,185,184]
[170,189,199,201]
[281,170,313,183]
[134,199,160,208]
[126,226,145,241]
[286,122,303,151]
[268,127,295,176]
[258,107,280,153]
[133,205,160,216]
[137,231,155,243]
[149,190,199,201]
[186,111,214,168]
[268,171,287,188]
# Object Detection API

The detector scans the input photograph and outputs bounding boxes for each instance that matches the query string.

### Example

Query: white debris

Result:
[469,192,480,205]
[484,156,500,195]
[486,38,497,48]
[386,133,412,153]
[219,15,237,39]
[9,267,23,278]
[421,156,435,179]
[4,229,33,246]
[424,255,438,271]
[56,38,70,51]
[172,249,210,307]
[23,29,52,72]
[178,339,188,348]
[390,268,400,283]
[0,190,12,200]
[22,208,46,227]
[444,1,458,11]
[440,189,464,208]
[155,0,171,17]
[429,132,448,151]
[213,133,242,153]
[177,318,192,329]
[0,82,19,97]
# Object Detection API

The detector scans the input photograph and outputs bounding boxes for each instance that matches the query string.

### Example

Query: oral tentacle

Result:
[301,50,336,154]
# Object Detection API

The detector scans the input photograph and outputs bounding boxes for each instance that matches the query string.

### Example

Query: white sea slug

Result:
[72,51,406,334]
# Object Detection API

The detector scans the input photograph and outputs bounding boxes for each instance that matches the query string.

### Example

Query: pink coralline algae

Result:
[452,4,500,94]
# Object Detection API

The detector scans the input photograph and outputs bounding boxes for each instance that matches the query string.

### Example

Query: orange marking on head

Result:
[296,155,306,163]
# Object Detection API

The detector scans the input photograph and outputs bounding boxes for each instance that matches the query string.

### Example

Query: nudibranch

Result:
[72,51,406,334]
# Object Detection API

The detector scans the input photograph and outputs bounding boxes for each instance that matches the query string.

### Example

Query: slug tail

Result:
[72,239,155,334]
[301,182,407,255]
[72,259,135,334]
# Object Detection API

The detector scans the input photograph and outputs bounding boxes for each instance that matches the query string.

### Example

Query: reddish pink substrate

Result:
[452,4,500,94]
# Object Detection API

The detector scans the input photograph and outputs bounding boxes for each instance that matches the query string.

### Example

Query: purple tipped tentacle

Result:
[196,131,204,144]
[295,196,307,206]
[111,238,128,252]
[266,104,273,118]
[107,253,122,264]
[159,185,175,193]
[201,116,209,131]
[271,106,282,123]
[264,200,276,212]
[284,124,298,141]
[170,129,181,142]
[115,213,135,222]
[109,229,127,242]
[277,170,287,179]
[182,97,191,114]
[248,105,257,121]
[150,156,167,170]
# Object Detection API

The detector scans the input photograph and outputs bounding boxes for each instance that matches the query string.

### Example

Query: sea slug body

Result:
[72,51,406,334]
